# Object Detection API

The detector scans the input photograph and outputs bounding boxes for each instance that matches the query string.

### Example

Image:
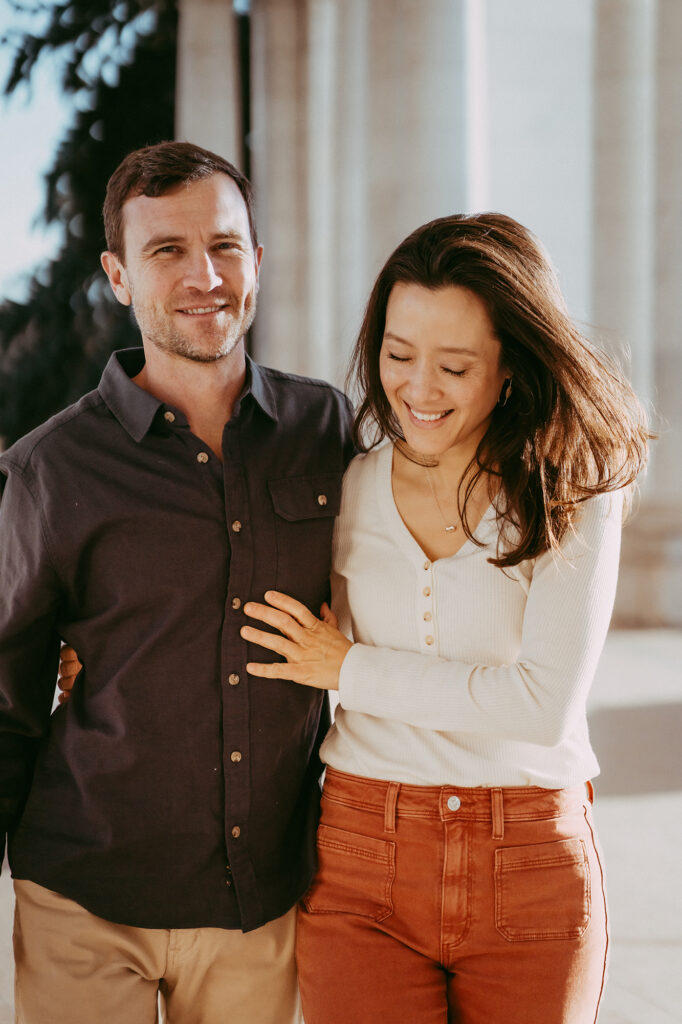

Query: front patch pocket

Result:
[495,838,591,941]
[303,823,396,922]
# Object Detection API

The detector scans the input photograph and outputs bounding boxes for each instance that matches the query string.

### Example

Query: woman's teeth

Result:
[409,406,450,422]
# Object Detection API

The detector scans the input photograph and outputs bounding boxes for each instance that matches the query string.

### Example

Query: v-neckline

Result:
[375,443,496,567]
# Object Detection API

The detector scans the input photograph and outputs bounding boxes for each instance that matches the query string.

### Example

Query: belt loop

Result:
[491,788,504,840]
[384,782,400,833]
[586,779,595,804]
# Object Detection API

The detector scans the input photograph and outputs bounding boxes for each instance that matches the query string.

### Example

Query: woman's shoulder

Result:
[572,488,624,534]
[342,441,391,490]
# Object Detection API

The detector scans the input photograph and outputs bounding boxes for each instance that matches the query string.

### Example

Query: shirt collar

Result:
[98,348,279,443]
[98,348,161,442]
[245,356,278,422]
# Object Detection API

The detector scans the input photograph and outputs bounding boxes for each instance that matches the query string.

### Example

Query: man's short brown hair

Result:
[103,141,257,259]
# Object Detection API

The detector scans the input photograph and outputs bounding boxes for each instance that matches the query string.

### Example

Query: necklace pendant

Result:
[445,525,456,533]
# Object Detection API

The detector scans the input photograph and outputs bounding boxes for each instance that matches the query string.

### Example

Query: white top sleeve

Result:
[338,490,622,748]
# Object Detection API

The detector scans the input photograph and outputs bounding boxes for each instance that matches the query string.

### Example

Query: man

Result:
[0,141,354,1023]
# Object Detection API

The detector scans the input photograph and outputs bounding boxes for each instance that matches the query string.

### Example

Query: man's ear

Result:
[101,251,132,306]
[254,244,264,291]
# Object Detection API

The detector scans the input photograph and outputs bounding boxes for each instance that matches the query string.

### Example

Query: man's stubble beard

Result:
[132,289,258,364]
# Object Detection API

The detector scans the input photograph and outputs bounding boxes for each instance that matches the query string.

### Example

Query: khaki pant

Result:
[13,879,301,1024]
[297,768,609,1024]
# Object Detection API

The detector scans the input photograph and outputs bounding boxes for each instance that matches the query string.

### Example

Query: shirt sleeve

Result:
[0,464,63,854]
[338,491,622,747]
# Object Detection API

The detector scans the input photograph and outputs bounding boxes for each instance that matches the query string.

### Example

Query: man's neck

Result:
[134,342,247,459]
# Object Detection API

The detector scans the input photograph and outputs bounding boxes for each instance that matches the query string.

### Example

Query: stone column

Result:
[249,0,468,387]
[175,0,242,163]
[484,0,595,323]
[592,0,682,625]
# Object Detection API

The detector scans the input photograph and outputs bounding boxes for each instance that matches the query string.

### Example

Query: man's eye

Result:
[155,246,178,255]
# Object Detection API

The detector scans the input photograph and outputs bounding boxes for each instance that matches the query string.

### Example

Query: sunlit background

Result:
[0,1,680,1021]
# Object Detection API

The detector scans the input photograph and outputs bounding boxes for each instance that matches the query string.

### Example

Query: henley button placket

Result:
[419,560,436,651]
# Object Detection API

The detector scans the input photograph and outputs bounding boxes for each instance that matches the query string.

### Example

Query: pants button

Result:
[447,795,461,812]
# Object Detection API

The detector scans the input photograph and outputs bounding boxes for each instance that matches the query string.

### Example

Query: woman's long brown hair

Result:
[348,213,652,568]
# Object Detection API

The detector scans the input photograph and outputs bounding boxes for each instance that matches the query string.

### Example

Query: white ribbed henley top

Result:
[320,442,623,788]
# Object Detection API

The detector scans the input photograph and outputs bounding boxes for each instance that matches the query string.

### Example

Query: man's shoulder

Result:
[0,389,103,475]
[256,363,349,406]
[252,363,354,449]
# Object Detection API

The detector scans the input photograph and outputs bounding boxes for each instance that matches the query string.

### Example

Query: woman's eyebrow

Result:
[383,331,477,357]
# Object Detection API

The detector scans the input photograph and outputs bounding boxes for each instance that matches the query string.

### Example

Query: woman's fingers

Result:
[58,644,82,700]
[319,602,338,628]
[242,600,306,641]
[240,624,298,661]
[261,591,320,629]
[59,645,81,670]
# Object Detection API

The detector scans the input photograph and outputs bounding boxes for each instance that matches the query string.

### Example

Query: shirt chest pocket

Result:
[268,474,342,607]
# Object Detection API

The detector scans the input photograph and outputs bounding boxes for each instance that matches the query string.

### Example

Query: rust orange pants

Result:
[296,768,608,1024]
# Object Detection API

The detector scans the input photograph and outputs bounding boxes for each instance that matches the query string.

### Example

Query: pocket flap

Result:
[268,475,342,521]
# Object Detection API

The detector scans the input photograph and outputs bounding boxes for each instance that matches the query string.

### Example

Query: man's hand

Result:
[57,645,82,704]
[240,592,352,691]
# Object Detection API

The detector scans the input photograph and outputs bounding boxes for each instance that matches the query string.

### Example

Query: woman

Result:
[238,213,650,1023]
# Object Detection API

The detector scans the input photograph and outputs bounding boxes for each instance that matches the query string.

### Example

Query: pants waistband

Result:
[322,767,592,841]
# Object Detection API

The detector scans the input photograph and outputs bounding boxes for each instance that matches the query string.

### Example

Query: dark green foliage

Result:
[0,0,178,445]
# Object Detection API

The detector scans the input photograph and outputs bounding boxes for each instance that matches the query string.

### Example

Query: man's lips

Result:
[177,303,230,316]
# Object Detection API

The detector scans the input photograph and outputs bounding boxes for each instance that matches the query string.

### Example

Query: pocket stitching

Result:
[303,826,395,922]
[495,838,591,942]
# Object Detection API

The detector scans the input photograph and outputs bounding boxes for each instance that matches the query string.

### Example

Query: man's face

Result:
[101,174,263,364]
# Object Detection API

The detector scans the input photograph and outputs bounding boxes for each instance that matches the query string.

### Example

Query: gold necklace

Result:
[425,466,458,533]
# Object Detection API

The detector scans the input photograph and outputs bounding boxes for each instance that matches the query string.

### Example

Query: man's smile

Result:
[177,302,229,316]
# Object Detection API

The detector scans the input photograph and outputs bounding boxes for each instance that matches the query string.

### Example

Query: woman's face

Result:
[379,283,509,462]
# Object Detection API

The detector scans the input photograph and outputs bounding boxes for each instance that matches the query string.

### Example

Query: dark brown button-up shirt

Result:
[0,348,354,931]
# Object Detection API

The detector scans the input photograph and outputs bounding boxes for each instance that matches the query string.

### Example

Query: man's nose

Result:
[182,252,223,291]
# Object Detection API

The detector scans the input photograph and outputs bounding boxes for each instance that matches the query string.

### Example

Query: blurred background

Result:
[0,0,680,1021]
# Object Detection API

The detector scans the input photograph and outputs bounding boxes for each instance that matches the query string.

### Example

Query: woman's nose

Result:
[406,362,441,400]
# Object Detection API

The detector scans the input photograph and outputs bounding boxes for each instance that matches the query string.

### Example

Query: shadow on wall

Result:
[588,703,682,796]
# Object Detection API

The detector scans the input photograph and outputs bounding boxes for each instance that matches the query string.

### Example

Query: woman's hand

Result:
[240,591,352,691]
[57,645,82,704]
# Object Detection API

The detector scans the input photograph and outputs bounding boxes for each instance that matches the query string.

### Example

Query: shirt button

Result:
[425,635,434,645]
[317,494,328,507]
[230,751,242,763]
[423,587,431,597]
[196,451,209,464]
[447,795,461,812]
[225,878,232,887]
[423,612,432,621]
[228,673,240,686]
[423,560,430,570]
[231,597,241,610]
[231,825,241,839]
[163,410,176,423]
[232,520,242,533]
